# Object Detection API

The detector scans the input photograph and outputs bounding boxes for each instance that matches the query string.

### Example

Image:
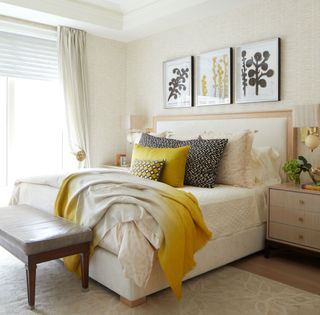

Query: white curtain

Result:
[58,26,90,167]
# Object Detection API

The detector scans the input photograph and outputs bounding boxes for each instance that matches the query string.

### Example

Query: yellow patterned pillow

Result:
[130,159,165,181]
[131,144,190,187]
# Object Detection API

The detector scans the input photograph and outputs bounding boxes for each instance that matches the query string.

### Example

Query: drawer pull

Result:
[298,217,304,222]
[298,234,304,240]
[299,200,305,205]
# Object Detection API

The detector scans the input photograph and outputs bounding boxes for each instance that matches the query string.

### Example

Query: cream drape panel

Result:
[58,26,90,167]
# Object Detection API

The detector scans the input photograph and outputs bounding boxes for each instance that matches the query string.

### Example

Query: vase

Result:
[309,168,320,185]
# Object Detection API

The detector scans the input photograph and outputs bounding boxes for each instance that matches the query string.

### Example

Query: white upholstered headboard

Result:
[153,111,296,164]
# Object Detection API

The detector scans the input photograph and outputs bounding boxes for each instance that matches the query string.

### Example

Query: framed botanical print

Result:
[163,56,193,108]
[236,38,280,103]
[196,48,232,106]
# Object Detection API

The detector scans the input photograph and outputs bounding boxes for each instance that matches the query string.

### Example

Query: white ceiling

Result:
[76,0,159,14]
[0,0,253,42]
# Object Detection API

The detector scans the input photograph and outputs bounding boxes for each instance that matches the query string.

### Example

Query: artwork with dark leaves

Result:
[236,38,280,103]
[163,56,193,108]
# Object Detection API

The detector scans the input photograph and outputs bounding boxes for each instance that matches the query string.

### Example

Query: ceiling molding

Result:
[0,0,255,42]
[0,0,122,30]
[76,0,161,14]
[123,0,208,29]
[74,0,123,12]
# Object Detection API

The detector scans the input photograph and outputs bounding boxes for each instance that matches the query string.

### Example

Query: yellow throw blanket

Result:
[55,170,212,298]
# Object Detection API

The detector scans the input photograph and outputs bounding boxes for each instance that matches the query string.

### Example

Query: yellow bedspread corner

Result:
[157,188,212,299]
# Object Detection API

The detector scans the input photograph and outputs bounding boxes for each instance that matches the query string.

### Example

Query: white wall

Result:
[85,0,320,167]
[125,0,320,164]
[86,34,127,167]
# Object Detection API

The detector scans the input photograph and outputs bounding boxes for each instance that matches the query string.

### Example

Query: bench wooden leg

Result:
[25,262,37,309]
[80,243,90,291]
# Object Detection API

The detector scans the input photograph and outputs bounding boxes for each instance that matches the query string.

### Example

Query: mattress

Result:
[181,185,267,239]
[98,184,267,273]
[13,181,267,244]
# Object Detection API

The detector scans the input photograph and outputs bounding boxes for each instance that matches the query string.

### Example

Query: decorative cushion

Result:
[131,144,190,187]
[251,146,281,186]
[201,130,255,187]
[130,159,165,181]
[139,133,228,188]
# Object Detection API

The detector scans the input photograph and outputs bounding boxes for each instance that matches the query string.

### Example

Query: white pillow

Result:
[149,131,173,138]
[201,130,255,187]
[167,133,201,140]
[251,146,281,185]
[132,131,171,144]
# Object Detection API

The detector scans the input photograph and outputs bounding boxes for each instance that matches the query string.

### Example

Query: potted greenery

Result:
[283,156,320,185]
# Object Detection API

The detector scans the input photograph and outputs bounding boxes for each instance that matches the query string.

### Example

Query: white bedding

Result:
[12,181,267,239]
[181,185,267,239]
[10,171,268,288]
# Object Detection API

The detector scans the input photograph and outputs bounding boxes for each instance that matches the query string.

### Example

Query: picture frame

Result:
[235,38,280,103]
[163,56,193,108]
[196,48,232,106]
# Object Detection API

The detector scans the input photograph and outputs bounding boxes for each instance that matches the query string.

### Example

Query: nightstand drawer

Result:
[270,206,320,231]
[269,222,320,249]
[270,190,320,213]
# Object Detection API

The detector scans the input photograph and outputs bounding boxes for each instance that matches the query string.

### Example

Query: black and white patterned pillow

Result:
[139,133,228,188]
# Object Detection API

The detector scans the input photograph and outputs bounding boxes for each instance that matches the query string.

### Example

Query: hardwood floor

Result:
[232,250,320,295]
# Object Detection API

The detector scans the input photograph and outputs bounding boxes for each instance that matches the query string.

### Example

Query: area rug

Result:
[0,247,319,315]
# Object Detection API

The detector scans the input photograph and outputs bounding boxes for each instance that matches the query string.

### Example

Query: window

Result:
[0,26,72,204]
[0,77,7,187]
[3,77,64,180]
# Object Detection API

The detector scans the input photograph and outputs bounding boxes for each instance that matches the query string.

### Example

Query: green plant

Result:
[282,156,313,184]
[283,159,302,184]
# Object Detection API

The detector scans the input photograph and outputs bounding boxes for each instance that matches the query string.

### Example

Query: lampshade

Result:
[122,114,146,130]
[293,105,320,151]
[293,104,320,127]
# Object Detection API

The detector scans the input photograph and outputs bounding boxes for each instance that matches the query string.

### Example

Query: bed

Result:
[10,110,296,306]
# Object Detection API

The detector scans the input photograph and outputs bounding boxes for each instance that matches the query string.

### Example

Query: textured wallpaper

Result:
[125,0,320,164]
[85,0,320,166]
[86,34,126,167]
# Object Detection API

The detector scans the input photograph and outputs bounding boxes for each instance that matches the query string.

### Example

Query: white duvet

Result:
[10,169,268,287]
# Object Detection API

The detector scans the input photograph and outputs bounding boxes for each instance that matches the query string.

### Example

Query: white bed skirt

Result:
[89,224,265,301]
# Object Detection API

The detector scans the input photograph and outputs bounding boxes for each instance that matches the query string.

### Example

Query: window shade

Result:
[0,31,57,81]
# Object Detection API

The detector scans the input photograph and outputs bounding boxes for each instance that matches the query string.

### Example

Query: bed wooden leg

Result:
[120,296,146,307]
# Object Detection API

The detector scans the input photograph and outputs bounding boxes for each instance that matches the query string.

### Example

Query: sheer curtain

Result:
[58,26,91,167]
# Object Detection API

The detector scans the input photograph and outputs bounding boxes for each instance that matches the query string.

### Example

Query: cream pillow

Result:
[251,146,281,185]
[201,130,255,187]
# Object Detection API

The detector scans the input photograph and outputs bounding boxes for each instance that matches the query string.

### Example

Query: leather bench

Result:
[0,205,92,309]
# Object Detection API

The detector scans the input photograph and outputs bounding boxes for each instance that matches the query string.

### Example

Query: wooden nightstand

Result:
[265,183,320,257]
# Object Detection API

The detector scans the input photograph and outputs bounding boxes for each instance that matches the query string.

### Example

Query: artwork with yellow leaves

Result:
[197,48,232,106]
